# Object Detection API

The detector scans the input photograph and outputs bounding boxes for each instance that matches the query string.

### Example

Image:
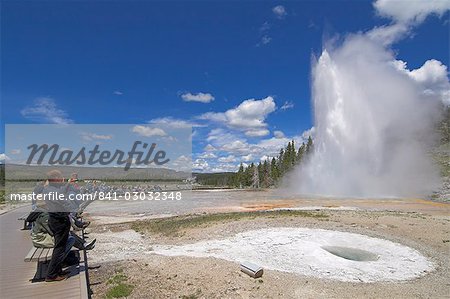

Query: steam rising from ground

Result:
[288,1,449,198]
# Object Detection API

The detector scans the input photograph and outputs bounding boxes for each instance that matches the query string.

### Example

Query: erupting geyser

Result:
[289,33,447,198]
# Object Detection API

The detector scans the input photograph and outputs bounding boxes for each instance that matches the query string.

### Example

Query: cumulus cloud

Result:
[199,96,276,137]
[274,130,285,138]
[301,126,316,139]
[181,92,215,103]
[0,153,9,163]
[394,59,450,106]
[113,90,123,95]
[21,97,73,125]
[210,163,240,172]
[374,0,450,24]
[193,158,209,171]
[218,155,236,163]
[198,152,217,159]
[368,0,450,45]
[204,127,313,165]
[272,5,287,19]
[241,154,254,162]
[81,132,113,141]
[204,144,217,152]
[171,155,192,172]
[148,117,204,128]
[245,128,270,137]
[131,125,167,137]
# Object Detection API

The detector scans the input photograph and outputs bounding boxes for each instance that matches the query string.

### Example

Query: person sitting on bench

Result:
[29,210,96,251]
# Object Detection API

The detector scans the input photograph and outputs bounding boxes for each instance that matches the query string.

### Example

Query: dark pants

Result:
[70,231,85,250]
[46,214,70,279]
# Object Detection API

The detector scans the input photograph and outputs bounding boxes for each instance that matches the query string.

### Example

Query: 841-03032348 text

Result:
[8,191,183,202]
[96,191,183,201]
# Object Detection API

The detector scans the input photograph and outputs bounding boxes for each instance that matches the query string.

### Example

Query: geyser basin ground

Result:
[152,227,433,282]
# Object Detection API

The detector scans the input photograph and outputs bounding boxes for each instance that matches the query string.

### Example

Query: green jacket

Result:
[31,212,55,248]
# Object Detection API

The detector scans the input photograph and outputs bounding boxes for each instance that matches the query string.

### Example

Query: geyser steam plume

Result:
[289,1,450,198]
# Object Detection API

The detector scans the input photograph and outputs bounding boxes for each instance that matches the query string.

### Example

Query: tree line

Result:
[195,136,314,188]
[233,136,314,188]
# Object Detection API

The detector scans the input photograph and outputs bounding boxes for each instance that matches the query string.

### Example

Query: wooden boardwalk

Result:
[0,205,89,299]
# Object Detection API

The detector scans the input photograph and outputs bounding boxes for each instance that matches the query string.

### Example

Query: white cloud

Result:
[366,22,409,45]
[131,125,167,137]
[260,21,271,32]
[198,152,217,159]
[274,130,285,138]
[204,144,217,152]
[200,112,228,123]
[210,163,240,173]
[148,117,204,128]
[220,140,256,155]
[0,153,9,162]
[81,132,113,141]
[193,158,209,171]
[171,155,192,171]
[393,59,450,106]
[374,0,450,24]
[281,101,294,110]
[245,128,270,137]
[218,155,236,163]
[113,91,123,95]
[199,96,276,137]
[272,5,287,19]
[241,154,254,162]
[260,155,273,162]
[369,0,450,45]
[21,97,73,125]
[201,126,314,168]
[301,126,316,139]
[181,92,215,103]
[260,35,272,45]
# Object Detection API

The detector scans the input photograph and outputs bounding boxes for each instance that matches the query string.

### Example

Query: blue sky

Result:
[1,1,449,172]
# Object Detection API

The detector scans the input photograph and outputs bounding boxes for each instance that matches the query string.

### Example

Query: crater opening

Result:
[321,246,379,262]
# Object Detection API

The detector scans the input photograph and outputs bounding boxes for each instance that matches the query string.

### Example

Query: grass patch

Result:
[131,210,328,237]
[105,283,134,298]
[105,269,134,298]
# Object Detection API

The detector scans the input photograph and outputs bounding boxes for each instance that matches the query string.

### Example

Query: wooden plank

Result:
[24,248,38,262]
[38,248,50,262]
[17,213,29,220]
[45,248,54,262]
[1,206,86,299]
[30,248,45,262]
[79,256,90,299]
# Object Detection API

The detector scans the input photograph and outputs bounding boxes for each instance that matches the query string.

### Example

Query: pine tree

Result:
[235,163,244,187]
[252,163,260,188]
[290,140,296,167]
[306,136,314,154]
[297,142,306,164]
[271,157,279,182]
[262,160,273,187]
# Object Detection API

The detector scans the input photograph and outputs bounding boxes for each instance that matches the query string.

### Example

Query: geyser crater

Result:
[152,227,433,282]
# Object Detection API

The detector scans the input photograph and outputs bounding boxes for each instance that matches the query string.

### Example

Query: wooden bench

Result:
[24,247,54,281]
[18,213,31,230]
